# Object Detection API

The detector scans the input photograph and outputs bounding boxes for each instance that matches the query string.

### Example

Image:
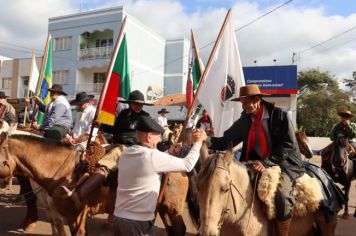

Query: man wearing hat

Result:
[0,91,16,125]
[66,90,153,211]
[156,108,169,128]
[208,84,305,236]
[113,116,207,236]
[66,91,96,145]
[32,84,72,140]
[330,110,356,150]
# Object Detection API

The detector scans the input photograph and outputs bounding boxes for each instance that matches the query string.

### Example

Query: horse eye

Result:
[221,187,229,193]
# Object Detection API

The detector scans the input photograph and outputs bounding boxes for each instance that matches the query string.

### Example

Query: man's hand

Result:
[252,161,265,174]
[192,129,208,144]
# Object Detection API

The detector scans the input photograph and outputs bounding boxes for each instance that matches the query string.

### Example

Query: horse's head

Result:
[197,144,234,236]
[0,132,14,178]
[332,134,351,169]
[295,129,313,159]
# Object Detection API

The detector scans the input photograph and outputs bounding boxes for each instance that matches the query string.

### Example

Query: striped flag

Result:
[186,31,203,109]
[96,33,131,125]
[37,35,53,125]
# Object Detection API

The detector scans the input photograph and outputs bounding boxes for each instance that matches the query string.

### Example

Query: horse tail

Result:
[186,168,200,228]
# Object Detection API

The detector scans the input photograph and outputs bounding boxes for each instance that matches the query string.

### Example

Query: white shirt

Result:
[157,115,168,128]
[72,105,96,139]
[114,142,202,221]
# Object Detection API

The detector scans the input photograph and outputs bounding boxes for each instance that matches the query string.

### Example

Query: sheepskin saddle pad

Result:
[257,166,323,220]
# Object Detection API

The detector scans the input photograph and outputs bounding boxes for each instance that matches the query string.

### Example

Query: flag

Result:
[97,33,131,125]
[186,31,203,109]
[29,52,39,94]
[197,11,245,137]
[37,35,53,125]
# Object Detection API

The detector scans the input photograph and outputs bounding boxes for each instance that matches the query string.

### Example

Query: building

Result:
[0,6,189,99]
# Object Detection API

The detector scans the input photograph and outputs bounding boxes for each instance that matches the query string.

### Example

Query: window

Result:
[2,77,12,89]
[95,39,113,48]
[93,72,106,84]
[54,36,72,51]
[53,70,69,84]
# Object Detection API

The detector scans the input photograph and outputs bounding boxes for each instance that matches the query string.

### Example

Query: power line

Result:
[298,25,356,54]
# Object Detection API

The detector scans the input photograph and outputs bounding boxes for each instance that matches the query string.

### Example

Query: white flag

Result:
[197,12,245,137]
[29,53,39,94]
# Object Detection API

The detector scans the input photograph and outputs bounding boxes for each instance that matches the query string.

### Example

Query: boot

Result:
[70,172,106,209]
[276,218,292,236]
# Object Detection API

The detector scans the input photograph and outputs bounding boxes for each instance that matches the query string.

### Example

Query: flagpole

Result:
[30,33,51,127]
[178,9,232,141]
[85,16,128,148]
[23,49,35,126]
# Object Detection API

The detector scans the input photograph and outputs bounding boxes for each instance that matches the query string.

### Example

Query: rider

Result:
[114,116,207,236]
[156,108,169,129]
[66,90,153,209]
[207,84,305,236]
[330,110,356,152]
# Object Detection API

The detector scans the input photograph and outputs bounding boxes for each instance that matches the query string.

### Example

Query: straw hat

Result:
[337,110,353,119]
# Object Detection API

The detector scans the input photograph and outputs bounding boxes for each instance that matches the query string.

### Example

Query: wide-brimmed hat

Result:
[120,90,153,106]
[70,92,94,105]
[0,91,8,98]
[48,84,67,96]
[231,84,270,101]
[137,116,164,133]
[158,108,170,114]
[337,110,353,119]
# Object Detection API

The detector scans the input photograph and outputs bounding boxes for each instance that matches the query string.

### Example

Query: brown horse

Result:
[0,133,114,235]
[321,134,356,218]
[196,145,337,236]
[295,129,314,159]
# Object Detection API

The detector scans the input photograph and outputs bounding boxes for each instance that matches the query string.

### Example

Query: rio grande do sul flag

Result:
[96,33,131,125]
[197,10,245,137]
[186,31,203,110]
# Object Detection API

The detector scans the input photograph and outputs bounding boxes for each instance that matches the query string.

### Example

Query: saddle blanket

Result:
[257,166,323,220]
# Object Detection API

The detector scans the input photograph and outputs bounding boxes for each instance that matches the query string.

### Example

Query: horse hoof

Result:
[23,222,37,232]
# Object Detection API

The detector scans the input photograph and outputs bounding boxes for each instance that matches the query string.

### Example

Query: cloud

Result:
[0,0,355,81]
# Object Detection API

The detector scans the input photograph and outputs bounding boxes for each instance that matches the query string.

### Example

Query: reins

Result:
[215,165,259,235]
[1,137,78,204]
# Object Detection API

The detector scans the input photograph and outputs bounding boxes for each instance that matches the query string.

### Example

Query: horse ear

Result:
[0,131,8,142]
[199,142,210,165]
[224,142,234,164]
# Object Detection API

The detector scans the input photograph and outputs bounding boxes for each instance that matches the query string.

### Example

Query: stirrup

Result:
[60,186,75,197]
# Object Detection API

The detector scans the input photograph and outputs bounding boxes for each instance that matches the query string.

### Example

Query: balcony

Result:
[79,46,113,61]
[76,83,103,94]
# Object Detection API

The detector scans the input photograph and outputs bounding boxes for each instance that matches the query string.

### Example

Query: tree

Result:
[343,71,356,102]
[297,69,355,136]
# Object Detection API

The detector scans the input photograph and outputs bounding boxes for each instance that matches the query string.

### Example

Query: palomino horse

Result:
[196,145,337,236]
[321,134,356,218]
[0,133,114,235]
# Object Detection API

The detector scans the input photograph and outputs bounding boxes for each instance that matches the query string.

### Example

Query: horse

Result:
[321,134,356,218]
[0,133,114,235]
[295,129,313,159]
[196,144,337,236]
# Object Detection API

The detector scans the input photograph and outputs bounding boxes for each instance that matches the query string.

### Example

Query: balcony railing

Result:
[79,46,113,60]
[76,83,103,94]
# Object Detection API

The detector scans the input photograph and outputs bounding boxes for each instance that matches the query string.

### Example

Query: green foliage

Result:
[297,69,356,136]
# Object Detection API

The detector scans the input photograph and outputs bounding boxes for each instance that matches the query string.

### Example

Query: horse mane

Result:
[197,154,219,187]
[9,134,74,150]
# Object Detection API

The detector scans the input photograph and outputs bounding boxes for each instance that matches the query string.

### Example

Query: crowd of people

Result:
[0,83,355,236]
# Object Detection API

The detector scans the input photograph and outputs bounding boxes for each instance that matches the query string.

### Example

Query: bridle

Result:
[215,164,258,234]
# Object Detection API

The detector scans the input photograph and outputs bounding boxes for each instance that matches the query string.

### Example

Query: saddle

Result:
[257,166,323,220]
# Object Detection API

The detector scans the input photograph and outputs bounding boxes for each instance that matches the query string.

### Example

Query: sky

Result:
[0,0,356,83]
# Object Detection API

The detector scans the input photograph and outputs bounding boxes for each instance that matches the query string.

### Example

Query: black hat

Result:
[158,108,170,114]
[0,91,8,98]
[137,116,164,133]
[70,92,94,105]
[121,90,153,106]
[48,84,67,96]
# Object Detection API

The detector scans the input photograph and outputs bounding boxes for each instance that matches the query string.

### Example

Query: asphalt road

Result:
[0,137,355,235]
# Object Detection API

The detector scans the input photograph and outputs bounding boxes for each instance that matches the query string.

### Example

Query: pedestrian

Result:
[196,110,214,136]
[0,91,16,125]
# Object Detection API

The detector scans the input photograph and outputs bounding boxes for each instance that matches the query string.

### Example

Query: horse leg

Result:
[342,182,351,219]
[17,176,38,231]
[46,196,66,236]
[158,206,174,236]
[169,213,186,236]
[314,210,337,236]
